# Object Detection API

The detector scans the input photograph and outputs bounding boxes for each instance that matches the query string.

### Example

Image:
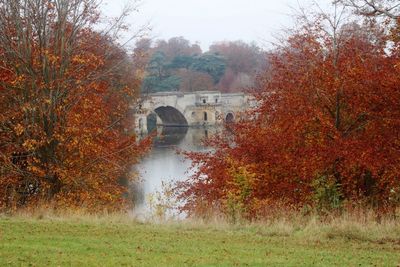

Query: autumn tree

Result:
[137,37,269,93]
[154,37,202,62]
[335,0,400,18]
[177,5,400,218]
[209,41,266,92]
[139,38,228,93]
[141,51,182,93]
[132,38,152,80]
[177,69,214,92]
[190,53,226,84]
[0,0,149,211]
[209,41,263,75]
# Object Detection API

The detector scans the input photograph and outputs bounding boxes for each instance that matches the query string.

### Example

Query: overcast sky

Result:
[101,0,332,51]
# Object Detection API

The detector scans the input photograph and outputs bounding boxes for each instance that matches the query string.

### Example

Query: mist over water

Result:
[134,126,216,218]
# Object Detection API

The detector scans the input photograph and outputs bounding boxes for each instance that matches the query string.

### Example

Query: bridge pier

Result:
[135,113,148,136]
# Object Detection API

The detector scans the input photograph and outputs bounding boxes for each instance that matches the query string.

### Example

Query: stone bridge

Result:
[133,91,253,135]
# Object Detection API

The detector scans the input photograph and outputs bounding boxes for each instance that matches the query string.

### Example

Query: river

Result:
[133,126,217,218]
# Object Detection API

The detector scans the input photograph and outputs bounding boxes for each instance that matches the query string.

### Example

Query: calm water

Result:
[133,126,216,217]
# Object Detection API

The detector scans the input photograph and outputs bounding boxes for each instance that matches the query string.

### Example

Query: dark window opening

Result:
[204,112,208,121]
[226,113,234,123]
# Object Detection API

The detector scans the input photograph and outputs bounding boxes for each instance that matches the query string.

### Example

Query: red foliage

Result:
[177,17,400,217]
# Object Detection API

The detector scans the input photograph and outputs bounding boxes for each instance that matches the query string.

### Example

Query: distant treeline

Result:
[132,37,267,93]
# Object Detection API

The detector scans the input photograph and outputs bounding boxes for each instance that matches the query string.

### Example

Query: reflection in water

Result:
[134,126,215,217]
[153,126,188,147]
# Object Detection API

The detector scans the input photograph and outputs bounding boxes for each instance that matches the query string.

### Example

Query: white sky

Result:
[101,0,333,51]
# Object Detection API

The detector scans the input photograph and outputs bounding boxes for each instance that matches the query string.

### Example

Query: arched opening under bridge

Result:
[153,106,188,126]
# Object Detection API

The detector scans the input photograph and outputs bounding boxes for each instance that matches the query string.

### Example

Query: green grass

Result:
[0,216,399,266]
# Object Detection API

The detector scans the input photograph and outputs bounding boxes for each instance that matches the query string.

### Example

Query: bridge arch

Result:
[152,106,188,126]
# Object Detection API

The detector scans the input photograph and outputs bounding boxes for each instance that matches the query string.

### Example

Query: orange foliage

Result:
[0,0,149,212]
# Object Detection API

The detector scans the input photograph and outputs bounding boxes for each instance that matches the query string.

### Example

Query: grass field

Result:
[0,215,399,266]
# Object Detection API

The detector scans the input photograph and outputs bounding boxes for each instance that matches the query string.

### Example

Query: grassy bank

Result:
[0,214,399,266]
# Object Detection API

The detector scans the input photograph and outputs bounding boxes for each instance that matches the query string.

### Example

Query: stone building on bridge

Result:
[133,91,253,135]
